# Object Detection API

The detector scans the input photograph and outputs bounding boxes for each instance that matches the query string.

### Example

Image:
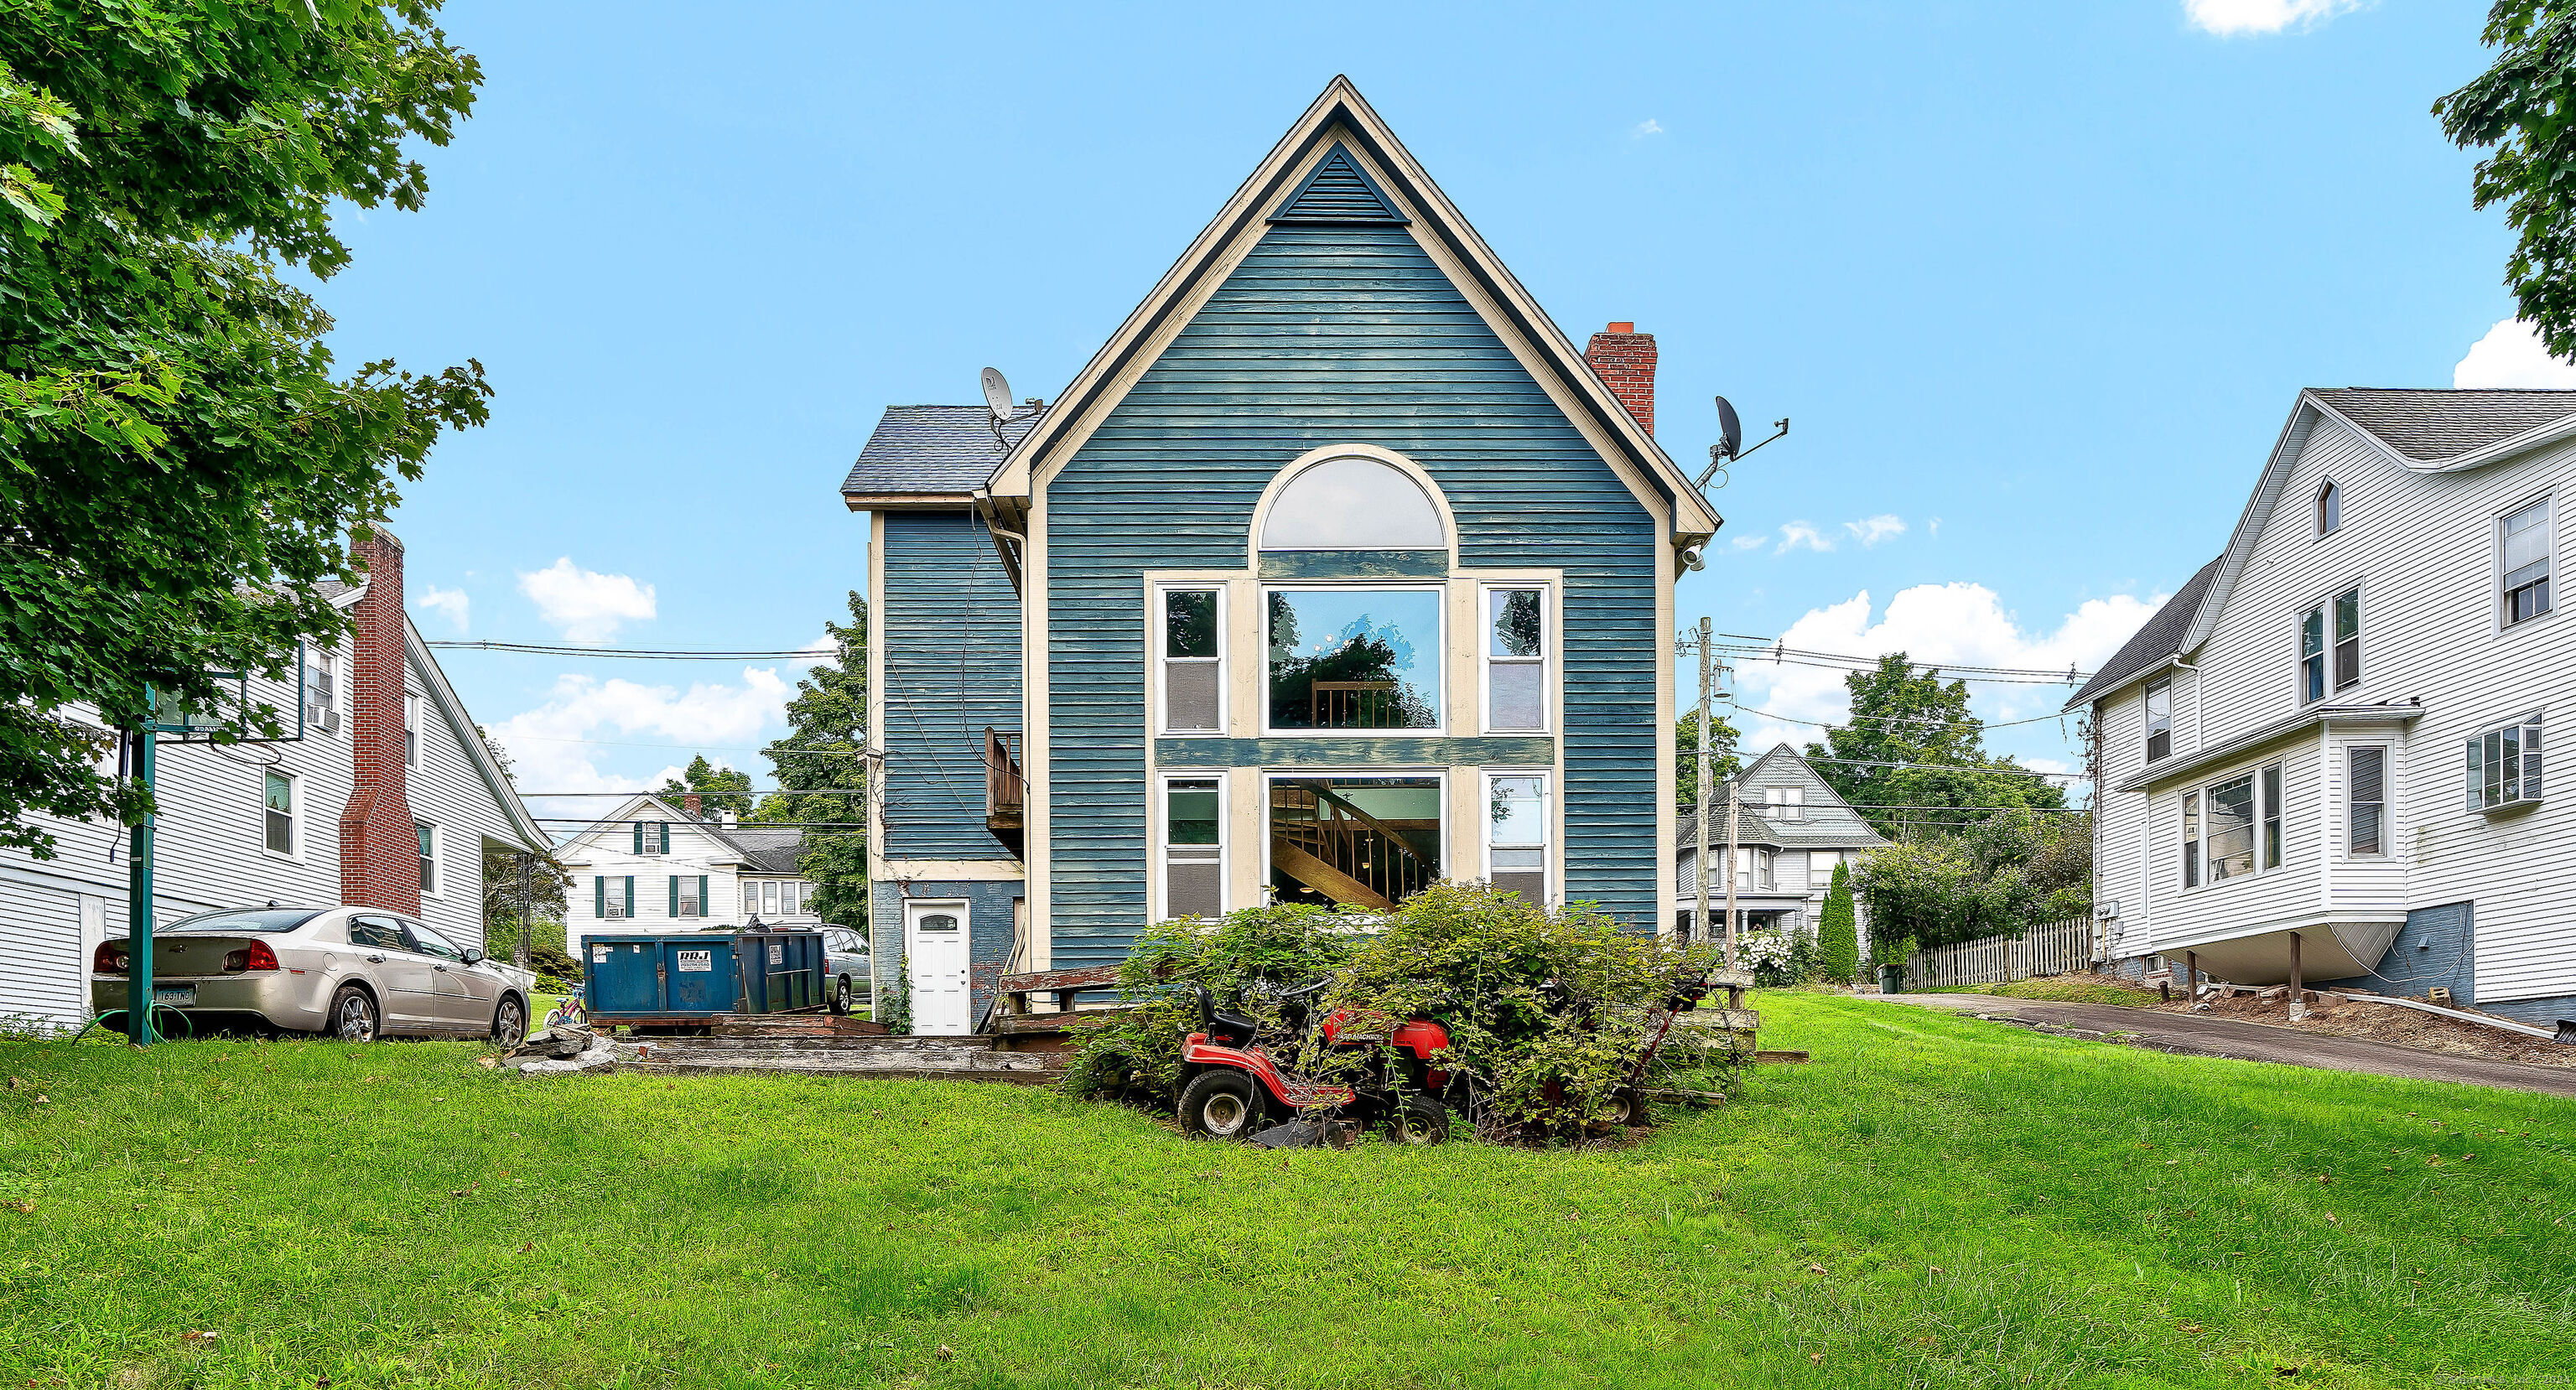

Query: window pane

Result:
[2334,589,2360,643]
[408,921,461,961]
[1489,589,1544,657]
[1489,662,1545,731]
[1166,780,1221,846]
[2207,774,2255,880]
[1270,775,1441,908]
[1166,661,1221,731]
[1488,775,1547,849]
[2301,608,2324,658]
[763,881,778,913]
[2349,747,2385,855]
[1266,589,1441,729]
[1259,456,1444,550]
[1166,861,1222,920]
[2182,791,2199,888]
[1165,590,1218,658]
[2319,483,2340,533]
[2262,764,2282,869]
[416,824,434,894]
[266,771,291,815]
[917,913,959,932]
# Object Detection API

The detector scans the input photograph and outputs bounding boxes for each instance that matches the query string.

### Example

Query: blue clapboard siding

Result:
[1044,220,1662,968]
[1271,146,1406,224]
[2318,900,2476,1003]
[879,511,1021,862]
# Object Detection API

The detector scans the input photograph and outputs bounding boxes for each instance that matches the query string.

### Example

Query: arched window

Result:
[2316,481,2340,537]
[1259,455,1445,551]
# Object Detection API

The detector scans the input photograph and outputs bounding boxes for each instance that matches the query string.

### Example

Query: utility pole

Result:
[1693,619,1712,952]
[1723,766,1741,971]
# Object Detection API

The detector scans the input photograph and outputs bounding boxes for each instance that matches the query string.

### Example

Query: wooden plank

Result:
[991,1009,1131,1035]
[1753,1050,1810,1064]
[995,964,1121,993]
[1676,1008,1759,1031]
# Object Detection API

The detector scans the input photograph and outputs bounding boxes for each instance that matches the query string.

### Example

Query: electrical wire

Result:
[1693,633,2092,683]
[426,641,827,660]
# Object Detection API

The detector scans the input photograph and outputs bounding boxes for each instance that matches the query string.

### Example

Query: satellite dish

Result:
[1711,395,1743,460]
[980,367,1014,420]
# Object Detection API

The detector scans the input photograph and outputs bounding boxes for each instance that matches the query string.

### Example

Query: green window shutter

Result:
[698,876,709,918]
[595,876,605,918]
[668,875,680,917]
[631,822,642,854]
[624,876,634,916]
[658,822,670,853]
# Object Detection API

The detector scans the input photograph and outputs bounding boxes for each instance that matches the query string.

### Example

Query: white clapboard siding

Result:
[2090,406,2576,1004]
[1906,921,2095,989]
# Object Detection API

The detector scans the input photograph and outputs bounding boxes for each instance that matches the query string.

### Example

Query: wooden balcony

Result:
[1309,679,1403,728]
[984,727,1024,857]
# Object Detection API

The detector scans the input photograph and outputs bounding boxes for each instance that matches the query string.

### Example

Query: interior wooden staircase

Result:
[1269,781,1435,910]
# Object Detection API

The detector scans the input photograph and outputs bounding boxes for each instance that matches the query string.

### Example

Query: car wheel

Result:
[329,984,378,1043]
[833,977,853,1014]
[491,995,527,1045]
[1179,1070,1259,1140]
[1388,1094,1451,1145]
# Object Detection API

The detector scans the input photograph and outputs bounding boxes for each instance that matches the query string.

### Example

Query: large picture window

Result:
[1483,773,1550,905]
[1161,775,1225,921]
[1483,586,1547,732]
[2182,764,2286,889]
[1159,588,1224,734]
[1268,774,1442,910]
[2468,717,2542,812]
[1265,588,1442,731]
[2499,495,2552,628]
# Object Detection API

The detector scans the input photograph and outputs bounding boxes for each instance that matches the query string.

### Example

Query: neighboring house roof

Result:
[983,76,1722,546]
[549,794,817,874]
[2064,556,2222,708]
[2306,387,2576,465]
[1674,744,1889,853]
[2168,388,2576,669]
[840,403,1046,501]
[727,827,806,874]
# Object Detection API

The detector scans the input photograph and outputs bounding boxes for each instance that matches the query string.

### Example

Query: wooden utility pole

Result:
[1723,769,1740,971]
[1693,619,1712,952]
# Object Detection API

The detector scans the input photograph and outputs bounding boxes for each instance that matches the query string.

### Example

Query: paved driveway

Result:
[1881,993,2576,1100]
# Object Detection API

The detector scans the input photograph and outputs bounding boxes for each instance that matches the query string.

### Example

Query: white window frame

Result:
[2297,582,2363,706]
[416,820,439,897]
[2346,744,2389,858]
[1259,583,1448,737]
[307,646,339,735]
[1259,766,1448,908]
[2496,490,2554,633]
[1478,582,1552,735]
[2467,713,2542,816]
[1155,770,1229,922]
[1155,584,1228,736]
[402,691,421,767]
[1480,769,1554,907]
[2179,761,2283,891]
[676,874,704,918]
[600,875,632,921]
[1808,848,1841,891]
[740,880,758,917]
[1763,786,1805,822]
[262,768,298,860]
[2315,480,2340,537]
[2142,677,2172,764]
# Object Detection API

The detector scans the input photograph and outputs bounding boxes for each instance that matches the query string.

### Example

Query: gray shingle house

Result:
[1674,744,1886,941]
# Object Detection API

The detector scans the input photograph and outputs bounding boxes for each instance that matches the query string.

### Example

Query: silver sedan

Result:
[91,905,533,1043]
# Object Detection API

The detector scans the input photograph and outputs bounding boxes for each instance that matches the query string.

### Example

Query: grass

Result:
[2,994,2569,1389]
[1921,975,2170,1007]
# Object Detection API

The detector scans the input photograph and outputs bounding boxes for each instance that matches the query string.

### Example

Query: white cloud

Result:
[1774,521,1834,555]
[2453,318,2576,390]
[517,558,657,644]
[417,585,470,634]
[1631,119,1664,138]
[2183,0,2366,35]
[1727,582,2169,753]
[1843,515,1907,547]
[487,667,792,794]
[1929,517,1942,540]
[1730,533,1767,552]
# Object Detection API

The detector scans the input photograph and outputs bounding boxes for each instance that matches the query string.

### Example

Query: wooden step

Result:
[625,1045,1062,1083]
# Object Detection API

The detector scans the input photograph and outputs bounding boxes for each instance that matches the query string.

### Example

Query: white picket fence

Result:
[1904,920,2095,989]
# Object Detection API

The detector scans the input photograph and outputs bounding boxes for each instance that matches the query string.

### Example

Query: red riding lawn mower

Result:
[1177,983,1453,1146]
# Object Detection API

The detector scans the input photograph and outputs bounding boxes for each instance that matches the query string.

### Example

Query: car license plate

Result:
[152,985,195,1006]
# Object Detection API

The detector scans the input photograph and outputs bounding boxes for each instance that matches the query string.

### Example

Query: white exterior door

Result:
[905,901,972,1035]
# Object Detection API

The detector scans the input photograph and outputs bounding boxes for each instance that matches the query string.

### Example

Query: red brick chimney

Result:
[1584,321,1657,435]
[683,793,703,821]
[339,526,419,914]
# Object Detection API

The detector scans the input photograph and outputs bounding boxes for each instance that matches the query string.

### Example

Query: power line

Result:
[517,789,862,796]
[428,640,832,660]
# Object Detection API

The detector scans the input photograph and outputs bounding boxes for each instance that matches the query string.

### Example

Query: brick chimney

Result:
[338,526,419,914]
[1584,321,1657,435]
[683,793,703,821]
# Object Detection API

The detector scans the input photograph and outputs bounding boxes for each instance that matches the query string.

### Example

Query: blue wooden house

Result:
[841,79,1721,1033]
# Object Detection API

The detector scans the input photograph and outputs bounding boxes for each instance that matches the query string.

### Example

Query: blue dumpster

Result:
[584,934,743,1024]
[738,928,827,1014]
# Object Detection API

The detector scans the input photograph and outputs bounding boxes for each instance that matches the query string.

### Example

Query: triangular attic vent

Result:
[1270,144,1408,224]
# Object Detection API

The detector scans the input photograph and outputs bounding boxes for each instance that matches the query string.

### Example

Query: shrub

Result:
[528,944,582,983]
[879,955,914,1036]
[1818,860,1860,983]
[1059,904,1358,1102]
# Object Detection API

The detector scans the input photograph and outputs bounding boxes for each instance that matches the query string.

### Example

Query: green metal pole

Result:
[126,698,157,1046]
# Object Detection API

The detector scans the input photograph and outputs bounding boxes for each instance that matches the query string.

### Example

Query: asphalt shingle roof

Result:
[2066,555,2222,708]
[2309,387,2576,464]
[724,827,807,874]
[839,402,1046,498]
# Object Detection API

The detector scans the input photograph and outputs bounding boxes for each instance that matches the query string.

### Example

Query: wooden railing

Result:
[1269,781,1434,910]
[1904,920,2095,989]
[983,728,1023,832]
[1310,680,1402,729]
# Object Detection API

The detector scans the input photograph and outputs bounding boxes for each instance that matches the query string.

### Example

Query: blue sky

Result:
[323,0,2533,809]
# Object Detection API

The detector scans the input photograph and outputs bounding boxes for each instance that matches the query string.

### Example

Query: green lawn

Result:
[2,993,2568,1389]
[1921,975,2173,1007]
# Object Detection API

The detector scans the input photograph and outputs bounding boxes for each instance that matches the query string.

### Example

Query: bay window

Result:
[2468,716,2542,812]
[2182,763,2288,888]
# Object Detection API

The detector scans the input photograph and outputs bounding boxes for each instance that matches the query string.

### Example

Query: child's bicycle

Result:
[542,997,589,1031]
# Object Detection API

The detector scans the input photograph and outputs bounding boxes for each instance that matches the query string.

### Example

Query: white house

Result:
[1673,744,1886,943]
[0,530,551,1031]
[2074,387,2576,1029]
[554,794,825,957]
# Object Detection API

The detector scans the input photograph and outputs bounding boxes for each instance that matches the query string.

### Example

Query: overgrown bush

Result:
[528,944,582,983]
[1853,809,2093,957]
[879,955,913,1035]
[1066,883,1737,1143]
[1736,928,1818,988]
